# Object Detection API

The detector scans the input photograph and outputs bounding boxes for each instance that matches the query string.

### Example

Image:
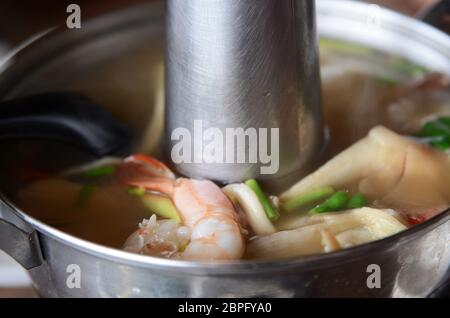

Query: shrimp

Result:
[123,215,191,259]
[122,155,245,261]
[119,154,176,180]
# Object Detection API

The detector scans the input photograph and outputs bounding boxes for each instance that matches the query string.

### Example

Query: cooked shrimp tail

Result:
[121,159,245,261]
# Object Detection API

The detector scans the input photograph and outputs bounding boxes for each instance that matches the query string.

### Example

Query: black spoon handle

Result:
[0,92,130,156]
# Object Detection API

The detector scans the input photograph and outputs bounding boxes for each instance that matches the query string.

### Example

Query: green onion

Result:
[282,186,335,213]
[419,118,450,137]
[128,187,146,197]
[347,193,367,209]
[141,194,181,222]
[319,38,372,56]
[375,76,398,87]
[76,185,96,208]
[320,38,428,77]
[309,191,348,215]
[84,165,115,178]
[417,117,450,151]
[245,179,280,221]
[392,58,428,77]
[429,137,450,151]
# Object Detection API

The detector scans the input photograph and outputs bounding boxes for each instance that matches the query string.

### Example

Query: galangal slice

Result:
[246,207,407,260]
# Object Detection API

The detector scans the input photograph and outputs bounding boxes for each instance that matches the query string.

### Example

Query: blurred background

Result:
[0,0,442,47]
[0,0,446,298]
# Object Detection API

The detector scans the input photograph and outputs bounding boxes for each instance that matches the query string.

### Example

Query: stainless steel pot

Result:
[0,0,449,297]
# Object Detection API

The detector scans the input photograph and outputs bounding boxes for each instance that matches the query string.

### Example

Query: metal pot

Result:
[0,0,449,297]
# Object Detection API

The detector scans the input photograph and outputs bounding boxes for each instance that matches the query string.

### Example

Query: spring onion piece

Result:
[223,184,276,235]
[128,187,146,197]
[319,38,372,56]
[76,185,96,208]
[245,179,280,221]
[418,117,450,151]
[309,191,348,215]
[320,38,427,77]
[141,193,181,222]
[419,117,450,137]
[347,193,367,209]
[281,186,335,213]
[375,76,398,87]
[61,157,122,177]
[392,58,428,77]
[429,138,450,151]
[84,165,115,178]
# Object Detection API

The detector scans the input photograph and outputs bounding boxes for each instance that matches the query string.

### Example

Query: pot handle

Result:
[0,198,43,269]
[0,92,130,157]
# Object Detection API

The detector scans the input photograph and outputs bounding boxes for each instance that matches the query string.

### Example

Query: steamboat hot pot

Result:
[0,0,449,297]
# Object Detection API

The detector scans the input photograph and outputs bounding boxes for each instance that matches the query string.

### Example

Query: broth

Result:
[12,39,450,260]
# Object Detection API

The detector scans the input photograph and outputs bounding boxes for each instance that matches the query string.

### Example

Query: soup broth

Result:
[12,39,450,260]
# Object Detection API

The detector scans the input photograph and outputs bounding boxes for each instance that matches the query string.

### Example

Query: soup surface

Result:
[11,39,450,261]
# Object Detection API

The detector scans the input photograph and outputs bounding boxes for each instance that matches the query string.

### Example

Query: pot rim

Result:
[2,194,449,274]
[0,0,449,274]
[318,0,450,74]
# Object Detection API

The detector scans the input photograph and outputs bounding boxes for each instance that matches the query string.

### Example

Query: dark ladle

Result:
[0,92,130,157]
